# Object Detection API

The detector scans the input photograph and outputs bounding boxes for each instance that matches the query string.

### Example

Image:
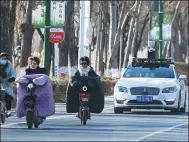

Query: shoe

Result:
[41,117,46,120]
[75,113,80,119]
[40,117,46,124]
[6,111,12,117]
[40,118,43,124]
[88,114,91,120]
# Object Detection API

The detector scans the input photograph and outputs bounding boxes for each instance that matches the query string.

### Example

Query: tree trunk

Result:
[122,1,139,69]
[107,2,135,73]
[131,0,142,57]
[0,0,17,61]
[106,3,124,70]
[98,1,108,76]
[119,16,130,77]
[108,1,117,59]
[119,27,124,76]
[134,11,150,57]
[65,1,75,77]
[171,1,183,62]
[17,1,34,67]
[105,2,126,77]
[94,3,101,73]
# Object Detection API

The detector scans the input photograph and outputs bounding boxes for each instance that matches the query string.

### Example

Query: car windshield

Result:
[123,65,175,78]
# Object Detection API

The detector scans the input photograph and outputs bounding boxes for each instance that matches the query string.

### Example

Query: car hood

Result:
[116,78,177,88]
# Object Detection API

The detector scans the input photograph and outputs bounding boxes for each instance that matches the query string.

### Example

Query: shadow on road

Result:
[124,111,189,116]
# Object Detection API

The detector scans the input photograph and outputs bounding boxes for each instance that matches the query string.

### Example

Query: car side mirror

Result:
[178,74,187,81]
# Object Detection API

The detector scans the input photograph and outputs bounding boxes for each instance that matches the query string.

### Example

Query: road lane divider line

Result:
[1,115,74,128]
[135,122,188,141]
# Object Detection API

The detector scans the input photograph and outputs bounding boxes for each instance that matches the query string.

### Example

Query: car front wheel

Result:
[171,96,181,114]
[180,94,186,113]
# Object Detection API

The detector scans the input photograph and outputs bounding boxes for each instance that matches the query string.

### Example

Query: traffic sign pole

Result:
[44,0,51,75]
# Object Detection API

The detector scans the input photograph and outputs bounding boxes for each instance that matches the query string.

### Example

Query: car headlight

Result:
[162,86,177,93]
[115,86,128,93]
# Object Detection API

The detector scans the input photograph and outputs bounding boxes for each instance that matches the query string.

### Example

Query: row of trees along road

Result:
[0,0,188,77]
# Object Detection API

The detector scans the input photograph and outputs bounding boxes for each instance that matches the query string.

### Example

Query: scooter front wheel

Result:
[81,110,88,125]
[26,111,33,129]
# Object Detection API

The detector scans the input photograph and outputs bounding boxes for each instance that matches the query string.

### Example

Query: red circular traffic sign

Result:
[49,28,65,44]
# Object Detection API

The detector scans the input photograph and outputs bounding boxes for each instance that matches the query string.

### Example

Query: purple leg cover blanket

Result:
[16,74,55,118]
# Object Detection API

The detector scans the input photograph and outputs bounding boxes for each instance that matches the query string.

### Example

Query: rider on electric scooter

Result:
[16,56,55,128]
[25,56,47,121]
[0,52,16,117]
[66,56,104,118]
[74,56,97,118]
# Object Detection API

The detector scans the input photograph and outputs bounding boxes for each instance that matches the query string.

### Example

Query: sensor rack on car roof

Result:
[131,58,174,67]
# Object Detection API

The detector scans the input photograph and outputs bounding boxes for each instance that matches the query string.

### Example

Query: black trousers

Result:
[5,94,13,110]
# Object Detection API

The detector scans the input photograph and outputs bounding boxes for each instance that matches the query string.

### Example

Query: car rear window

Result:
[123,66,175,78]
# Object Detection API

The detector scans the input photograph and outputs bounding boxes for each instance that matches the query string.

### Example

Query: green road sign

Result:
[50,1,65,27]
[32,1,65,28]
[32,5,46,27]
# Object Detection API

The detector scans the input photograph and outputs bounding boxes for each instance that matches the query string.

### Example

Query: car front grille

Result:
[130,87,160,95]
[127,100,163,105]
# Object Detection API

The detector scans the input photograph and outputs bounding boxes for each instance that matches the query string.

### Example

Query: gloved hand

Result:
[7,77,15,83]
[70,80,80,88]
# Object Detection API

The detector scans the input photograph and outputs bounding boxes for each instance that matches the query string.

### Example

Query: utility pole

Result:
[44,0,51,75]
[159,0,163,59]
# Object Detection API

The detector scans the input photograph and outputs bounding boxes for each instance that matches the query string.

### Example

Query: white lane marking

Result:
[1,122,26,127]
[1,115,72,128]
[135,122,188,141]
[1,106,113,128]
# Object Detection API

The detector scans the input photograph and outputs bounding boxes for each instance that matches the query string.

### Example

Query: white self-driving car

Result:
[114,58,187,114]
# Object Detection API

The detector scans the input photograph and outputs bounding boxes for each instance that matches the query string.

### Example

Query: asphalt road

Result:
[1,93,188,141]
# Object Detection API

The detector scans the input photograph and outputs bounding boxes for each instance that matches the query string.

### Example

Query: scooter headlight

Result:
[27,83,34,89]
[82,86,88,91]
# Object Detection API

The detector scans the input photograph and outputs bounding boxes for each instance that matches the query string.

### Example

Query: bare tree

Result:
[94,2,102,73]
[106,2,125,76]
[131,0,142,57]
[0,0,17,61]
[106,1,136,77]
[16,1,34,67]
[122,1,138,69]
[108,1,117,59]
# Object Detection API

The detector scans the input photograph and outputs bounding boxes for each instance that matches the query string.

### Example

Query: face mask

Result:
[0,60,8,65]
